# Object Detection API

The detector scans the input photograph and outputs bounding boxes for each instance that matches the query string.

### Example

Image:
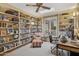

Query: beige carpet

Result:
[5,42,55,56]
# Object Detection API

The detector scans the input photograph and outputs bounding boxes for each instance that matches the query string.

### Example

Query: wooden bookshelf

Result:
[30,18,42,33]
[19,15,31,44]
[0,4,33,55]
[58,10,75,31]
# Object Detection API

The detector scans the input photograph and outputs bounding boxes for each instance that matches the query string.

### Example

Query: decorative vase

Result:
[60,36,68,43]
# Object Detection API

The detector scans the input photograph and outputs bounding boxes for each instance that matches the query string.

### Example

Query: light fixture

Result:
[76,12,79,16]
[73,11,79,17]
[73,12,76,17]
[31,22,34,25]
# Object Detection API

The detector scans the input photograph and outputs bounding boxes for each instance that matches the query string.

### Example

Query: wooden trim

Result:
[58,42,79,53]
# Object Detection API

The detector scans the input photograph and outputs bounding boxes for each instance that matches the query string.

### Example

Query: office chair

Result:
[50,35,62,56]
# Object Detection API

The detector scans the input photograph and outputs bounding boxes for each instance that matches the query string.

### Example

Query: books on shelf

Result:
[11,17,19,22]
[0,29,7,36]
[20,18,30,34]
[3,37,10,43]
[0,4,34,53]
[20,29,29,34]
[7,28,19,35]
[0,22,7,28]
[0,46,4,52]
[19,18,30,41]
[20,34,28,39]
[0,37,4,43]
[0,14,9,21]
[5,9,18,16]
[7,28,14,34]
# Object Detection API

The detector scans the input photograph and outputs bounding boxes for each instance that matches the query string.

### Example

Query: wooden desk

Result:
[56,42,79,56]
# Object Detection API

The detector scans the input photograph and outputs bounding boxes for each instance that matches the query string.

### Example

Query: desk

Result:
[56,42,79,56]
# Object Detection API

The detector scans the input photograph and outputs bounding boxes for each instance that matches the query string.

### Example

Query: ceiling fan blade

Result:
[36,7,40,12]
[36,3,43,6]
[26,4,36,6]
[41,6,50,9]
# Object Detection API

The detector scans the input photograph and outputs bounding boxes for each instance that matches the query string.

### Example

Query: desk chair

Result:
[49,35,63,56]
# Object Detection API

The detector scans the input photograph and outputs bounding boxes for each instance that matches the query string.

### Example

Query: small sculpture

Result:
[60,36,68,43]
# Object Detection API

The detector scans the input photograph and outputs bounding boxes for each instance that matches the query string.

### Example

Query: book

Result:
[0,37,4,43]
[0,30,7,36]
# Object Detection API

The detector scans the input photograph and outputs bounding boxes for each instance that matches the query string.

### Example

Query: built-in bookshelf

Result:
[19,15,31,44]
[59,11,74,31]
[30,18,42,33]
[0,5,20,54]
[0,4,33,55]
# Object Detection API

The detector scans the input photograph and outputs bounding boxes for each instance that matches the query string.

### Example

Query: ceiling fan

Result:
[26,3,51,12]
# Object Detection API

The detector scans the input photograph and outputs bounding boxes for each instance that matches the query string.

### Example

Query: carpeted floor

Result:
[5,42,55,56]
[5,42,68,56]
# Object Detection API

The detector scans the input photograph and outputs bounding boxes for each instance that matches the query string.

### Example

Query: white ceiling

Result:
[9,3,76,17]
